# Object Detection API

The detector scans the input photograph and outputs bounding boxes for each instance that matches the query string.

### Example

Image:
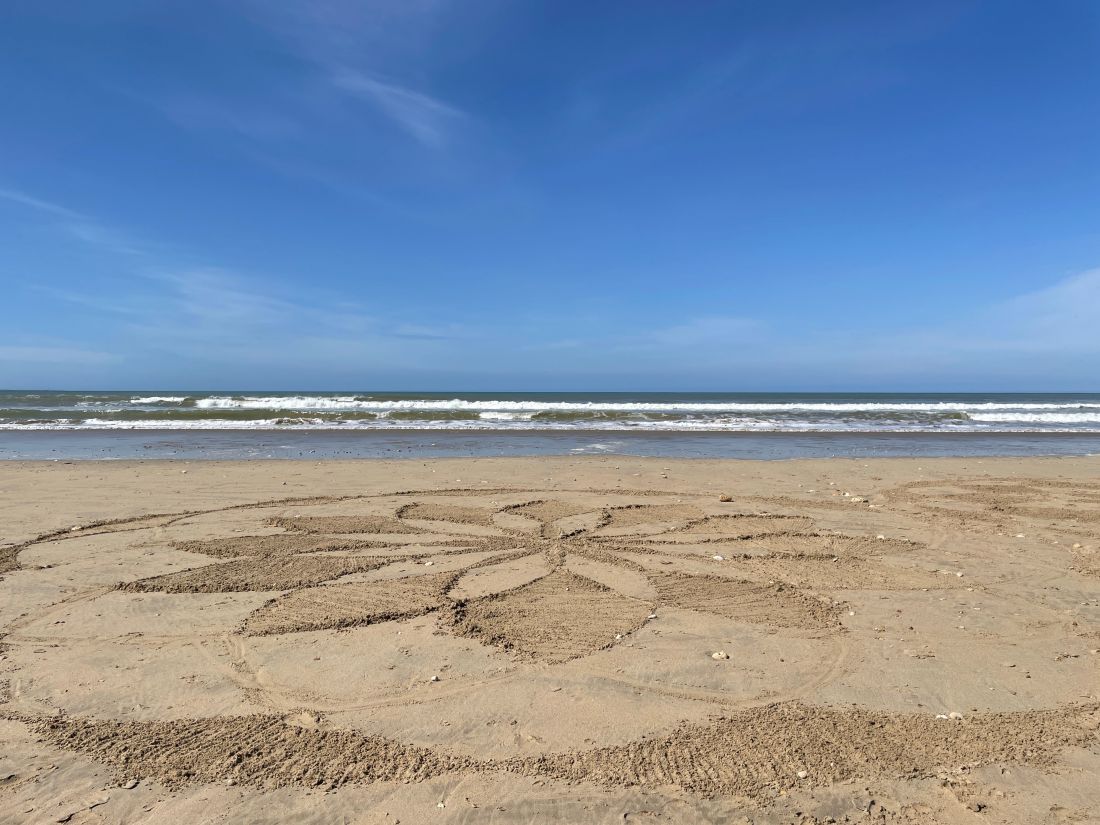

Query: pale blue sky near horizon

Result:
[1,1,1098,391]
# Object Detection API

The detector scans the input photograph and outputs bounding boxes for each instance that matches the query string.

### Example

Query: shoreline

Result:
[3,428,1100,461]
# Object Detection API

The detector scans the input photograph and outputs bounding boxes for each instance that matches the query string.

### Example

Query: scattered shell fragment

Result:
[711,651,729,660]
[796,770,808,779]
[718,494,732,502]
[949,711,964,720]
[712,555,725,561]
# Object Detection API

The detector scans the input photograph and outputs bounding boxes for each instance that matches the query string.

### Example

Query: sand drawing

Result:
[2,480,1098,817]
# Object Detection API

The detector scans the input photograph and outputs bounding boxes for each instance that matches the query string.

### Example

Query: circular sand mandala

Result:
[2,487,1096,804]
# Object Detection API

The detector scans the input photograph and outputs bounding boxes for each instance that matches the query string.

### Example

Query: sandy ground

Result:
[1,455,1098,824]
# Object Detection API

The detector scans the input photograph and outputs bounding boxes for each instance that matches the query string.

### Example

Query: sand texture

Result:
[1,455,1099,823]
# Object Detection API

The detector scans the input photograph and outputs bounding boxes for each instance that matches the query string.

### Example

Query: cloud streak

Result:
[333,71,466,148]
[3,188,478,378]
[130,2,469,155]
[0,187,146,258]
[0,187,83,220]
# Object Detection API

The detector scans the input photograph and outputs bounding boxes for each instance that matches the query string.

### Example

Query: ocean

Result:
[2,391,1099,459]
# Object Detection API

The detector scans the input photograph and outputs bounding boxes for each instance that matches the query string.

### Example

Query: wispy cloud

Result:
[5,188,478,377]
[152,96,302,142]
[126,2,468,156]
[0,187,83,220]
[980,267,1100,353]
[239,0,450,67]
[333,71,466,148]
[0,186,146,257]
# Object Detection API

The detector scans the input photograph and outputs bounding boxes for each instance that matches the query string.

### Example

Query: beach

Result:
[1,455,1098,823]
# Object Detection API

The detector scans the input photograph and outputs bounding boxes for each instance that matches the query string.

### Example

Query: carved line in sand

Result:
[240,547,536,636]
[887,478,1100,529]
[23,702,1098,799]
[1073,546,1100,577]
[650,572,842,630]
[664,513,815,537]
[395,501,500,527]
[886,477,1100,577]
[172,535,391,559]
[243,571,462,636]
[269,514,425,535]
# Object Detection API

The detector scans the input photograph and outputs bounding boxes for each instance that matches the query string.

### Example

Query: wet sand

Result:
[1,456,1098,823]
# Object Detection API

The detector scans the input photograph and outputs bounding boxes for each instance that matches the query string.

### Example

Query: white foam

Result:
[968,412,1100,423]
[188,396,1100,413]
[5,417,1100,434]
[478,411,536,420]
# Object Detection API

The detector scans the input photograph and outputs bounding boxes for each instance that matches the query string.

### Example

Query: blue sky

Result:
[1,0,1098,391]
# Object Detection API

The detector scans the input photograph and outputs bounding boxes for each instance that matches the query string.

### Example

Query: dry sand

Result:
[0,455,1098,824]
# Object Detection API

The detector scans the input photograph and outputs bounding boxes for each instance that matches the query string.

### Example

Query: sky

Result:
[1,0,1098,391]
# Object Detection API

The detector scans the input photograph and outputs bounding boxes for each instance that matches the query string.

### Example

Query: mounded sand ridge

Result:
[119,555,390,593]
[449,568,653,662]
[242,571,460,635]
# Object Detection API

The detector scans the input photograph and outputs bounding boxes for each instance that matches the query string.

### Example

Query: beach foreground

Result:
[1,456,1098,824]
